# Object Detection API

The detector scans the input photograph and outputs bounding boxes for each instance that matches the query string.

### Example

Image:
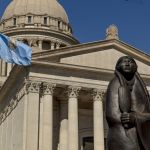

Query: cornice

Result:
[32,60,114,75]
[31,61,150,83]
[32,40,112,59]
[2,28,79,44]
[113,40,150,65]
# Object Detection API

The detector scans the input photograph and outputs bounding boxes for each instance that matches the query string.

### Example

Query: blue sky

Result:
[0,0,150,54]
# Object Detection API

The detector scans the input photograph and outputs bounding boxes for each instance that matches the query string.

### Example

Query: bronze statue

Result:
[106,56,150,150]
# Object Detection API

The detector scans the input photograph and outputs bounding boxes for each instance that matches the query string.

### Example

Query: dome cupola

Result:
[0,0,79,51]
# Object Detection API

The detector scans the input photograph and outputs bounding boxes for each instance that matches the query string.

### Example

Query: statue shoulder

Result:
[108,76,120,90]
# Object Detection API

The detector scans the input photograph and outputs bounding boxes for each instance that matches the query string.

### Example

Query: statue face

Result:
[116,56,137,74]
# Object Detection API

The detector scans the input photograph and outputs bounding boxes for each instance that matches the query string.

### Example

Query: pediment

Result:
[33,39,150,75]
[60,48,150,75]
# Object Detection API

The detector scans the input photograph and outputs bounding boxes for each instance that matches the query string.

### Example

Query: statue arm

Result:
[106,89,122,126]
[121,112,150,128]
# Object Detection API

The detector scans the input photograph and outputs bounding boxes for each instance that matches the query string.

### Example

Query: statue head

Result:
[116,56,137,76]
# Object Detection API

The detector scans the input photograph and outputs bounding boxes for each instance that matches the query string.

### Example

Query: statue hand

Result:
[121,112,136,128]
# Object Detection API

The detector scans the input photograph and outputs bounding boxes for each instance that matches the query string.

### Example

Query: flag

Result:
[0,33,32,66]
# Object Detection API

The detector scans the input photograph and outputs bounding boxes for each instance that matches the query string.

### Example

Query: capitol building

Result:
[0,0,150,150]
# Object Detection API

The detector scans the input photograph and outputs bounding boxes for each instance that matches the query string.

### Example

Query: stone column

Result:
[59,100,68,150]
[22,83,29,150]
[25,81,41,150]
[68,86,81,150]
[51,42,55,50]
[59,22,63,30]
[1,61,7,76]
[38,40,42,49]
[41,83,56,150]
[93,89,105,150]
[56,43,60,49]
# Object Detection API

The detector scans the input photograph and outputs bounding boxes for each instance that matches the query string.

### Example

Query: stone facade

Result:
[0,67,108,150]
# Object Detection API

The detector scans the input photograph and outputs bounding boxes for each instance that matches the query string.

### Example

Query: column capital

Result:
[26,81,41,93]
[68,86,81,98]
[92,89,105,102]
[42,82,56,95]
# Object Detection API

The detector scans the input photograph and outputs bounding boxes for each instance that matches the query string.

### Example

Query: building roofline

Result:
[32,39,150,66]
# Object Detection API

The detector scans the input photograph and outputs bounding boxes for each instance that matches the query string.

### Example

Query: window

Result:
[28,16,32,24]
[3,22,5,28]
[44,17,48,25]
[42,41,50,50]
[13,18,17,26]
[58,21,61,28]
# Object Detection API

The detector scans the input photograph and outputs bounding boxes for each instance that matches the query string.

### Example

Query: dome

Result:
[0,0,79,51]
[2,0,69,23]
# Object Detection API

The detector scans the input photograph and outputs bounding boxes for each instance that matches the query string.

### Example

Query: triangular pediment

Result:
[60,48,150,75]
[33,39,150,75]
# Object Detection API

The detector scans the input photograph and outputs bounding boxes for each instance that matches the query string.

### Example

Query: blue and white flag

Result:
[0,33,32,66]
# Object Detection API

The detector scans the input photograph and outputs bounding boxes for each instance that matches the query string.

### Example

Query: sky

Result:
[0,0,150,54]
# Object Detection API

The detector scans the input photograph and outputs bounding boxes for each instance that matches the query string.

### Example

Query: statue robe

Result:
[106,71,150,150]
